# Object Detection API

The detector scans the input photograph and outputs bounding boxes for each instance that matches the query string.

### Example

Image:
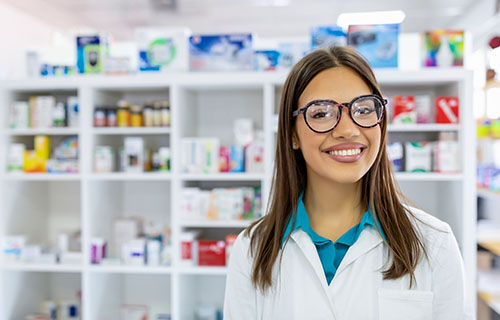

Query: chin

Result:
[324,172,365,185]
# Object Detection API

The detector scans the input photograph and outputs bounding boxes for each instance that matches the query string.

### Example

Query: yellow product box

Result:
[34,135,50,160]
[24,150,46,172]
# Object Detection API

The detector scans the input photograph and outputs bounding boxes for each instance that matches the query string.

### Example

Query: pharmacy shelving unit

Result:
[476,189,500,317]
[0,69,475,319]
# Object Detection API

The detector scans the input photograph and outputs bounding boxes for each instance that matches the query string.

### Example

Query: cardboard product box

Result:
[198,240,226,266]
[347,24,399,68]
[136,27,190,72]
[392,95,416,124]
[311,25,347,50]
[387,142,403,172]
[277,41,309,70]
[435,96,459,123]
[405,142,432,172]
[254,50,280,71]
[189,34,254,71]
[76,34,109,74]
[124,137,144,173]
[422,30,464,67]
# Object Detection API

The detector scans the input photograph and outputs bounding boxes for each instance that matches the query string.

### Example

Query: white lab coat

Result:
[224,205,475,320]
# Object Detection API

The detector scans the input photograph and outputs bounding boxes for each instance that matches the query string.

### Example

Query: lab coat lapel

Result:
[336,226,383,277]
[290,230,337,317]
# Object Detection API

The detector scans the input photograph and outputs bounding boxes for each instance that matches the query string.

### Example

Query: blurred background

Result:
[0,0,500,319]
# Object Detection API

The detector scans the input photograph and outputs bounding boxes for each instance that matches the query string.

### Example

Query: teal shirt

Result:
[281,192,386,285]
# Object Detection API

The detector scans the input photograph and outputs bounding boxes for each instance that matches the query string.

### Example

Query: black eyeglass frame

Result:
[292,94,387,133]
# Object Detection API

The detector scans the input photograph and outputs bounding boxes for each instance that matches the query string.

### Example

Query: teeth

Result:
[327,148,362,156]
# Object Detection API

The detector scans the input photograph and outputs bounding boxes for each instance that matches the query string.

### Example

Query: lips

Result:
[321,142,367,153]
[321,142,367,164]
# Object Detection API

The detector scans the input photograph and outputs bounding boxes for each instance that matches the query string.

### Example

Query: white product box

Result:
[21,245,42,263]
[147,240,161,266]
[405,142,432,172]
[136,27,191,72]
[245,138,264,173]
[124,137,144,173]
[10,102,29,129]
[434,133,460,173]
[180,231,199,267]
[181,138,220,174]
[234,118,254,146]
[67,96,79,128]
[113,218,141,258]
[2,235,27,262]
[122,238,146,266]
[121,305,148,320]
[8,144,26,172]
[180,188,202,220]
[94,146,115,173]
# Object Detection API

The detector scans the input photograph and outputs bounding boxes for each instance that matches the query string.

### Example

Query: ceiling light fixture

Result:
[337,10,406,30]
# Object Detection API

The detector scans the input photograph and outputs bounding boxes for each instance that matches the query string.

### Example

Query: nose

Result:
[331,105,360,139]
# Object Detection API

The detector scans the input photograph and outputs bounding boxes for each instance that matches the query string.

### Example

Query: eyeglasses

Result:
[292,94,387,133]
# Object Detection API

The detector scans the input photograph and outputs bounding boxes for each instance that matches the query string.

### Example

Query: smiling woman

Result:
[223,46,474,319]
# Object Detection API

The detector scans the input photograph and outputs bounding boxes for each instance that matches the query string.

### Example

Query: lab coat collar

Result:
[290,223,384,288]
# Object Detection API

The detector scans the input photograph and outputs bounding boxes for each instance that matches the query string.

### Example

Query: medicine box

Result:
[189,34,253,71]
[347,24,399,68]
[136,27,190,72]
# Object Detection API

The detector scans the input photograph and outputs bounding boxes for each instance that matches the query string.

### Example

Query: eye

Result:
[307,104,335,120]
[355,107,375,115]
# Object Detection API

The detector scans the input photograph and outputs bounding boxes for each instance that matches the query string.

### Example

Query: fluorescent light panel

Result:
[337,10,406,29]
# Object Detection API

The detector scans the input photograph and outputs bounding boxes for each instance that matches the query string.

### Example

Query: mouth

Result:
[321,145,367,163]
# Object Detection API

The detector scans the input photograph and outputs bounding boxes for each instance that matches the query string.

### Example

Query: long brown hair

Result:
[245,46,428,292]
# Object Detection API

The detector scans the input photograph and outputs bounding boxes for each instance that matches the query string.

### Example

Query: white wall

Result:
[0,2,58,79]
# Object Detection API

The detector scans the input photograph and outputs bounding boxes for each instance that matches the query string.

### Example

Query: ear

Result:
[292,131,300,150]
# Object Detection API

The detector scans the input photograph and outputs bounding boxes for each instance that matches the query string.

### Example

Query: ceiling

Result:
[0,0,488,41]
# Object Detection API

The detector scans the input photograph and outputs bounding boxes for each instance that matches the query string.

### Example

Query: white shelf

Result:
[88,265,172,274]
[6,128,80,136]
[0,70,475,320]
[180,220,255,228]
[3,173,81,181]
[92,127,171,135]
[272,122,461,133]
[387,124,460,132]
[395,172,463,181]
[178,266,228,275]
[180,173,265,181]
[89,172,172,181]
[477,188,500,200]
[2,263,83,273]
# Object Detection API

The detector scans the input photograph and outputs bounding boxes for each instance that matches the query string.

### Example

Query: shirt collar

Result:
[281,190,386,248]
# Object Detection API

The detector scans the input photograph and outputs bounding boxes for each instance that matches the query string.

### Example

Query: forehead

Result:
[298,67,372,107]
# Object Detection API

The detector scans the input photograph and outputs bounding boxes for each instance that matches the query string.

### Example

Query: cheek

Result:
[366,129,382,162]
[296,120,322,151]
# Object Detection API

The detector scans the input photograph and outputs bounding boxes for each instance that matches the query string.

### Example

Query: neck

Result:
[303,171,366,235]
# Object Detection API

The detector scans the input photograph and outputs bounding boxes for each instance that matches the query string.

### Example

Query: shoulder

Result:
[402,204,455,258]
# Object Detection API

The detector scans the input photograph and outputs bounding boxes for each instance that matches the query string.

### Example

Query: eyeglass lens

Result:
[305,96,382,132]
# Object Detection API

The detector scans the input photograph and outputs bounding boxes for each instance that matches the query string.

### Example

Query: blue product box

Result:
[278,41,309,70]
[347,24,399,68]
[230,145,245,173]
[189,34,254,71]
[76,35,108,74]
[254,50,281,71]
[311,25,347,50]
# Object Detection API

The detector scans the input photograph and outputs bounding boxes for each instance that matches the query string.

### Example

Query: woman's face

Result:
[293,66,382,185]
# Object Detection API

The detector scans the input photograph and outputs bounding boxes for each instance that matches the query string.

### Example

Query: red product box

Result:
[392,95,416,124]
[435,96,459,123]
[198,240,226,266]
[219,146,230,173]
